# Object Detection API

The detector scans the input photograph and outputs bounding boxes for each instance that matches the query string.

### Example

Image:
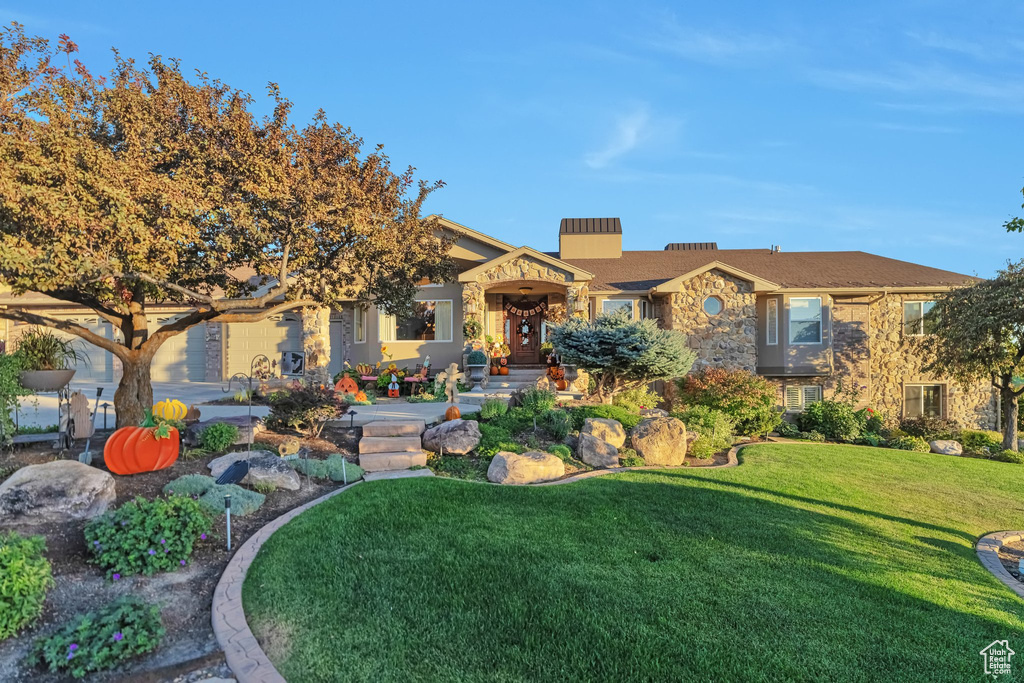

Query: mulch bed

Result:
[0,427,360,682]
[997,540,1024,582]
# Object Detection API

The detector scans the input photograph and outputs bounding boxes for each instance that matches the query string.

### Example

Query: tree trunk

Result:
[114,353,154,428]
[1003,387,1019,452]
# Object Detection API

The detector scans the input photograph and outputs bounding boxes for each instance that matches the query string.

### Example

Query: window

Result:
[784,385,822,411]
[703,296,723,315]
[905,384,943,418]
[766,298,778,346]
[379,300,453,342]
[789,297,822,344]
[353,307,366,344]
[639,299,654,319]
[903,301,936,336]
[602,299,634,318]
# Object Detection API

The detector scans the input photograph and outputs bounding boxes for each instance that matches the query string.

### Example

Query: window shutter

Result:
[785,387,802,410]
[803,386,821,406]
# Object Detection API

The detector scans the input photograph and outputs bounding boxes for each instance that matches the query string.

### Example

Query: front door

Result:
[509,308,541,364]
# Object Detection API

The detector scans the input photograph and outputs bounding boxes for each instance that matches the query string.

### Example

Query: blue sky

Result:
[7,1,1024,276]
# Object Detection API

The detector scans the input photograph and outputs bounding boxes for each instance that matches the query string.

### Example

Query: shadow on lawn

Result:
[245,475,1024,682]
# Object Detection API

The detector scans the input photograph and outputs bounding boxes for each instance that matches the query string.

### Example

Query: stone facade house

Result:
[0,216,997,429]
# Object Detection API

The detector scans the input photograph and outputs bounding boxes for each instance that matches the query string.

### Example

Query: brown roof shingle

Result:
[562,249,977,291]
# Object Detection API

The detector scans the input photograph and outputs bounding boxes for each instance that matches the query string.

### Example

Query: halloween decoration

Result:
[556,379,568,391]
[503,299,548,316]
[499,366,509,376]
[387,374,401,398]
[354,391,368,402]
[153,398,187,421]
[335,375,359,394]
[445,405,462,421]
[489,365,498,376]
[279,436,301,458]
[184,404,202,424]
[103,410,180,475]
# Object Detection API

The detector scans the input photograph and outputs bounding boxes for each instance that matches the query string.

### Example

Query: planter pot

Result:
[467,364,487,392]
[19,369,76,392]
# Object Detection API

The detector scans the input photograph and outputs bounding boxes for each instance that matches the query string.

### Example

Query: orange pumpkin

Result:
[550,367,565,380]
[354,391,368,402]
[104,411,179,475]
[445,405,461,421]
[499,357,508,366]
[556,379,568,391]
[335,375,359,394]
[489,365,498,375]
[499,366,509,376]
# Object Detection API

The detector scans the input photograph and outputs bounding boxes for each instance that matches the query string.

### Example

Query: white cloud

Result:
[584,108,653,169]
[641,13,790,65]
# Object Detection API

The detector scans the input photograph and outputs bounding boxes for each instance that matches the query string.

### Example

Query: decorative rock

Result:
[640,408,669,418]
[535,376,552,391]
[577,433,619,468]
[571,368,590,394]
[0,460,115,524]
[422,418,481,455]
[487,451,565,485]
[930,440,963,456]
[185,415,266,447]
[581,418,627,449]
[631,417,687,466]
[208,451,301,491]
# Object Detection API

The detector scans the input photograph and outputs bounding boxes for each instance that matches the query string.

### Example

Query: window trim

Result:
[903,300,936,337]
[601,299,635,319]
[766,298,779,346]
[702,295,724,316]
[353,306,366,344]
[639,299,653,320]
[788,296,823,345]
[378,299,454,343]
[784,384,822,412]
[903,382,945,419]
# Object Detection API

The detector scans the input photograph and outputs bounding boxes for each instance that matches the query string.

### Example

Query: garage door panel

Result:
[150,316,206,382]
[225,315,302,378]
[51,317,113,383]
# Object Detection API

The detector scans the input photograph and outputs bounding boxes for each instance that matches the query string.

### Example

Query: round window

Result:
[703,296,723,316]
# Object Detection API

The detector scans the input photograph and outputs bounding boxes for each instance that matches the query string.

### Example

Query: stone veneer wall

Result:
[664,270,757,372]
[301,306,332,384]
[204,322,222,382]
[868,293,996,429]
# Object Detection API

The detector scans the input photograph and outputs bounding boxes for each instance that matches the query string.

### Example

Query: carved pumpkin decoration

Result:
[499,356,508,366]
[550,367,565,381]
[103,411,179,475]
[499,366,509,376]
[354,391,368,402]
[489,365,498,375]
[335,375,359,394]
[387,374,401,398]
[445,405,461,421]
[153,399,187,421]
[556,379,568,391]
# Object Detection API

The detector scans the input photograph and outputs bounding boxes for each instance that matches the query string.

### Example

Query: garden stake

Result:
[225,494,232,551]
[78,387,103,465]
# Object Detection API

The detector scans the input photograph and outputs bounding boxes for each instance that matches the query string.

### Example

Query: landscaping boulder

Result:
[577,433,619,468]
[184,415,266,447]
[631,417,687,466]
[640,408,669,418]
[535,376,552,391]
[422,419,481,455]
[487,451,565,485]
[0,460,115,525]
[207,450,301,491]
[930,440,963,456]
[581,418,627,449]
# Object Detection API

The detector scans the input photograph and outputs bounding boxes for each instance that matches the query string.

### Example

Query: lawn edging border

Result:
[976,531,1024,600]
[211,444,746,681]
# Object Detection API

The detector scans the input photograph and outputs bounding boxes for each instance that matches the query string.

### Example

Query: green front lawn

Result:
[242,445,1024,681]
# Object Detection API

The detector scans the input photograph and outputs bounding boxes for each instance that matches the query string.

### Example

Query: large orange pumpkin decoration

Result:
[445,405,461,421]
[104,411,180,475]
[489,365,498,376]
[556,379,568,391]
[550,367,565,381]
[335,375,359,394]
[499,366,509,376]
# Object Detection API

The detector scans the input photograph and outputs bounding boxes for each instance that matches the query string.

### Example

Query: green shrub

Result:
[487,406,535,435]
[677,368,781,436]
[266,383,343,436]
[862,409,885,436]
[549,444,572,461]
[613,387,661,413]
[467,350,488,365]
[427,453,489,480]
[197,422,239,452]
[799,431,826,442]
[797,400,862,442]
[775,420,801,438]
[327,454,363,482]
[84,496,212,579]
[856,434,887,448]
[162,474,215,498]
[31,597,164,679]
[673,406,735,459]
[888,435,930,452]
[618,448,645,467]
[991,449,1024,464]
[0,532,53,640]
[198,484,265,517]
[898,416,960,441]
[253,481,276,494]
[290,457,330,479]
[479,399,509,421]
[960,430,1004,455]
[541,409,572,440]
[477,423,524,458]
[519,388,558,416]
[568,405,642,431]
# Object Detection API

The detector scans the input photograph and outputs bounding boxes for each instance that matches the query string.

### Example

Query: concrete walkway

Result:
[328,402,450,427]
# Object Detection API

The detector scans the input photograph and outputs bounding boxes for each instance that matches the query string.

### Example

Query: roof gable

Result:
[457,246,594,283]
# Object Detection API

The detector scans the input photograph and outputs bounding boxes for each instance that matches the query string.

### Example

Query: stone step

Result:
[359,451,428,472]
[484,380,539,389]
[361,420,426,437]
[363,468,435,481]
[359,435,423,454]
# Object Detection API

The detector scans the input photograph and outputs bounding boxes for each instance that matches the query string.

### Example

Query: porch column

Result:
[567,284,591,320]
[461,282,485,342]
[301,306,332,384]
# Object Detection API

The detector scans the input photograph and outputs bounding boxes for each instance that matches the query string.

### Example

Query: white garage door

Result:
[225,314,302,379]
[51,317,115,383]
[149,315,207,382]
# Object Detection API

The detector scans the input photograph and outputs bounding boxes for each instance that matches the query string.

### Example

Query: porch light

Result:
[518,286,533,295]
[573,296,587,313]
[465,298,478,316]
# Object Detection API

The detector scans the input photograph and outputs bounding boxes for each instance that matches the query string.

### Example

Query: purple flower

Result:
[67,652,74,660]
[112,573,120,581]
[180,559,186,566]
[120,521,127,526]
[69,644,78,651]
[93,540,100,546]
[148,549,156,555]
[168,489,174,495]
[160,539,165,544]
[164,549,169,553]
[200,533,207,540]
[113,632,123,642]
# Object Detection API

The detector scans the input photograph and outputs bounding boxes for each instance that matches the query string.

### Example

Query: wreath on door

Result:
[518,319,535,345]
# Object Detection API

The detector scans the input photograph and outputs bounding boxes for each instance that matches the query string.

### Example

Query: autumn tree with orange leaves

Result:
[0,24,453,426]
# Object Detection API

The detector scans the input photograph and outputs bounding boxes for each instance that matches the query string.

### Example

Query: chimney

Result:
[558,218,622,259]
[665,242,717,251]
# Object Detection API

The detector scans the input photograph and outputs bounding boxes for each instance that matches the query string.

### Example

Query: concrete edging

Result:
[976,531,1024,600]
[211,443,747,681]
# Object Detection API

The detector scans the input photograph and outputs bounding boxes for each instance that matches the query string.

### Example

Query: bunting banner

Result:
[504,300,548,316]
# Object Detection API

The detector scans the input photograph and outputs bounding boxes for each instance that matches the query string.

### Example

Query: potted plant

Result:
[15,328,82,391]
[465,350,488,392]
